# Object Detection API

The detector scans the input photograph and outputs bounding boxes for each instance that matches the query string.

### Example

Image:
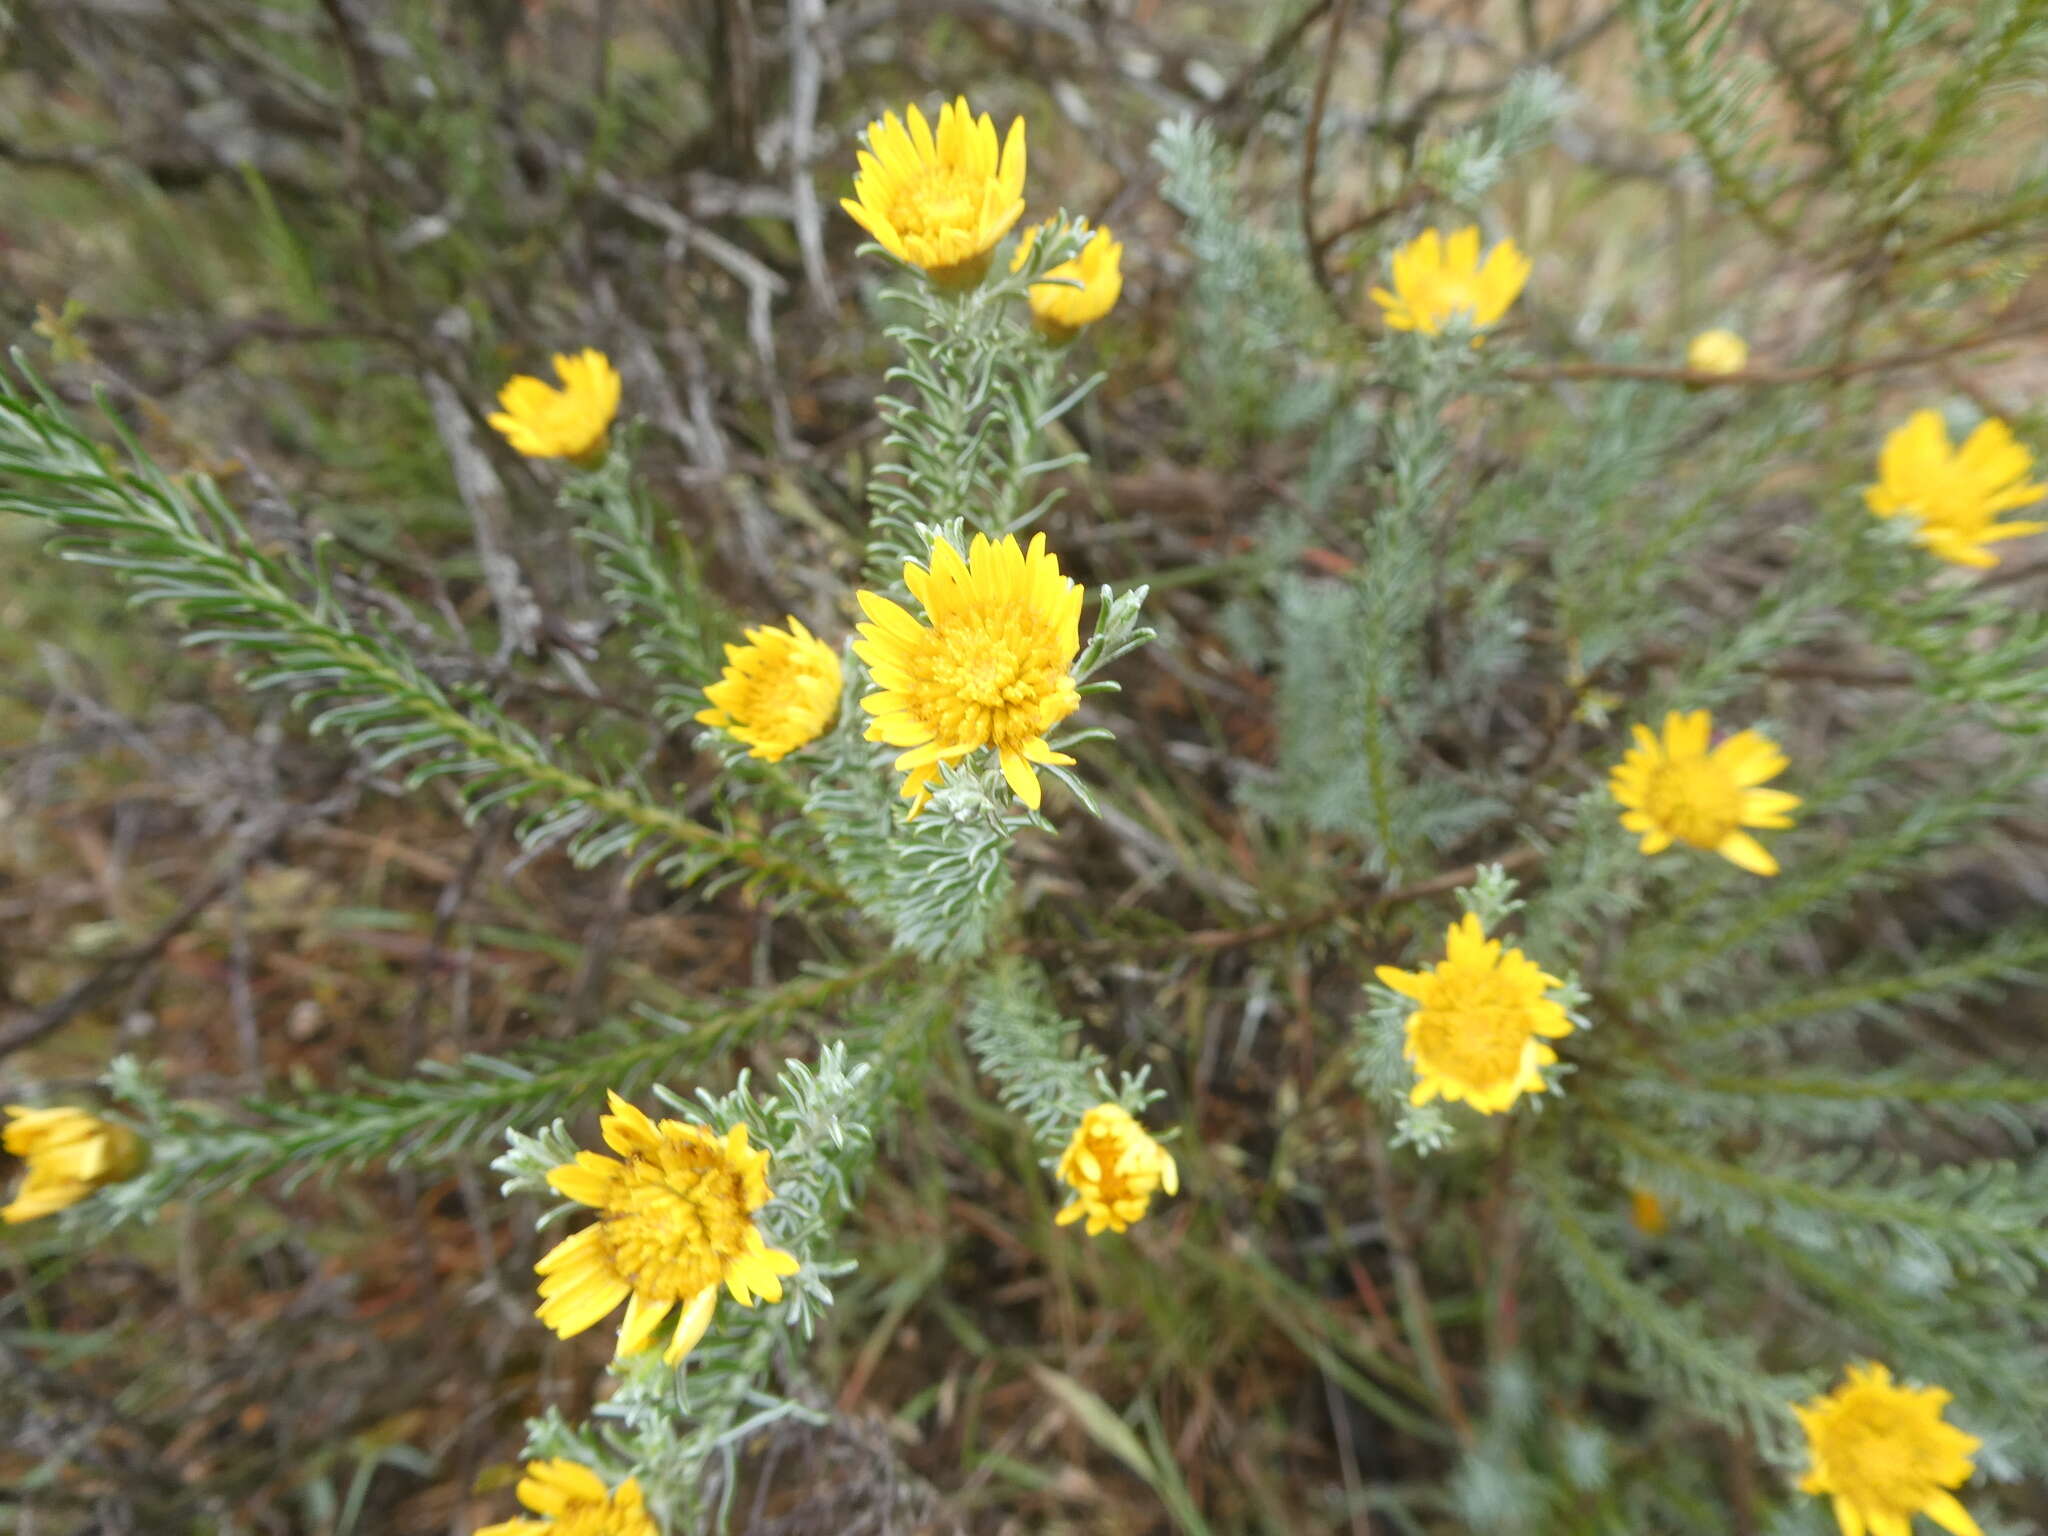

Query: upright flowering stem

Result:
[1359,1110,1475,1445]
[1350,346,1465,874]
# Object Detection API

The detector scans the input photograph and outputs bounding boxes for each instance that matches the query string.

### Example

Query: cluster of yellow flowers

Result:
[483,97,1130,823]
[481,1081,1177,1530]
[2,89,2000,1533]
[1371,224,2044,571]
[459,109,2017,1534]
[462,95,1166,1532]
[837,95,1124,336]
[1373,702,1799,1125]
[1371,924,1985,1536]
[1360,221,2010,1536]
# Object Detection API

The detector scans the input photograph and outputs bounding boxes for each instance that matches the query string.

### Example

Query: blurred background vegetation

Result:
[5,1,2048,1532]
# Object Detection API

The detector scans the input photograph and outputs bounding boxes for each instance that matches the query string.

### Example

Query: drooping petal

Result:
[616,1291,676,1355]
[664,1286,721,1364]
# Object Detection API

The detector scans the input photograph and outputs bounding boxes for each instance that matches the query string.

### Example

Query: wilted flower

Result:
[1866,409,2047,570]
[1370,226,1529,339]
[1375,914,1574,1115]
[533,1093,799,1366]
[695,617,843,762]
[840,96,1027,288]
[487,349,621,462]
[1055,1103,1178,1235]
[1609,709,1800,877]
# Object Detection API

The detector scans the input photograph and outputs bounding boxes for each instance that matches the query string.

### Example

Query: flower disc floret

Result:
[1687,328,1749,375]
[840,96,1027,287]
[1795,1363,1982,1536]
[487,349,621,462]
[1055,1104,1178,1235]
[1013,219,1124,339]
[3,1105,145,1223]
[1865,409,2047,569]
[1375,914,1574,1115]
[1370,226,1529,338]
[695,617,843,762]
[533,1093,799,1366]
[476,1459,657,1536]
[854,531,1083,814]
[1609,709,1800,877]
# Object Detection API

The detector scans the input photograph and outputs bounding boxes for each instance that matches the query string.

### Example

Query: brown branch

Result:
[1213,0,1341,117]
[1505,309,2048,388]
[0,778,355,1061]
[1317,180,1437,252]
[1031,845,1544,960]
[1300,0,1360,307]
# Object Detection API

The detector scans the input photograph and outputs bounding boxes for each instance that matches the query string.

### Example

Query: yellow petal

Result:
[1716,830,1779,877]
[664,1286,720,1364]
[545,1152,618,1208]
[616,1292,676,1355]
[1000,748,1043,808]
[1923,1492,1982,1536]
[520,1459,609,1515]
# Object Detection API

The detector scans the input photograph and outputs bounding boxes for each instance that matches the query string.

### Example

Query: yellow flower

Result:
[1054,1104,1179,1236]
[1375,914,1574,1115]
[1865,409,2048,570]
[840,96,1027,287]
[3,1106,145,1223]
[854,531,1083,815]
[1795,1363,1982,1536]
[533,1093,799,1366]
[694,617,843,762]
[476,1460,657,1536]
[1687,328,1749,376]
[1369,226,1530,338]
[488,349,622,462]
[1609,709,1800,878]
[1629,1187,1670,1237]
[1012,219,1124,340]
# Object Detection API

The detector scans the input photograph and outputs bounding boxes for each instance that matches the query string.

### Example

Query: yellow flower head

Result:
[840,96,1027,288]
[1370,226,1530,339]
[854,531,1083,815]
[694,617,843,762]
[476,1460,657,1536]
[534,1093,800,1366]
[1687,328,1749,376]
[488,349,622,462]
[1012,219,1124,340]
[1629,1186,1671,1238]
[3,1106,145,1223]
[1054,1103,1179,1236]
[1375,914,1574,1115]
[1609,709,1800,878]
[1795,1363,1982,1536]
[1865,409,2048,570]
